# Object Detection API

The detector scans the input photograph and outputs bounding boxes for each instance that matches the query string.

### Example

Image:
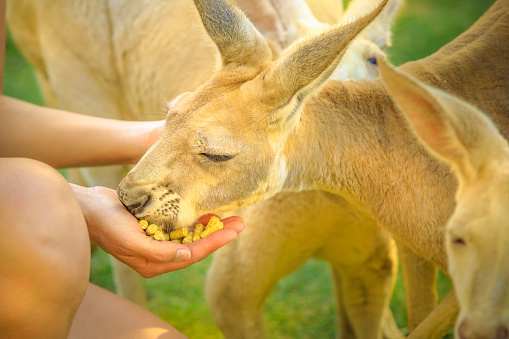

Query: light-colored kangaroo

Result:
[7,0,410,337]
[118,0,509,338]
[380,61,509,339]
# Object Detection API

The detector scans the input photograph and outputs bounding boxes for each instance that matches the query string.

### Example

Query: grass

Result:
[5,0,493,338]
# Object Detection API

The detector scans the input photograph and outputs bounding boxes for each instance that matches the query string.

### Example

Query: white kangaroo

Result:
[118,0,509,338]
[7,0,409,338]
[380,60,509,339]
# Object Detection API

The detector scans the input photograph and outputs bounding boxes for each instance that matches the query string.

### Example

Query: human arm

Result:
[71,184,244,277]
[0,0,5,91]
[0,95,165,168]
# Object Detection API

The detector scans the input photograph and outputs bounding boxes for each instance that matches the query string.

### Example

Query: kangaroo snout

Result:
[458,318,509,339]
[117,178,154,218]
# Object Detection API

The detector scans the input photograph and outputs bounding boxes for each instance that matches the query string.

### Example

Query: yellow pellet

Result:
[170,227,189,240]
[139,219,149,230]
[140,218,223,243]
[207,216,224,230]
[146,224,159,236]
[154,230,166,241]
[182,231,194,244]
[200,217,224,239]
[193,223,204,241]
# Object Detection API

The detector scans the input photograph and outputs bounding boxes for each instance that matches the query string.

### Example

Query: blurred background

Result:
[4,0,493,338]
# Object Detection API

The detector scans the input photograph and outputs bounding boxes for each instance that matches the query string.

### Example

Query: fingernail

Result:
[175,249,191,261]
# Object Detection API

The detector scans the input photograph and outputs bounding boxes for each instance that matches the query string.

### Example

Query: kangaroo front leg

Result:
[205,192,326,338]
[109,257,147,308]
[327,232,400,339]
[397,242,437,331]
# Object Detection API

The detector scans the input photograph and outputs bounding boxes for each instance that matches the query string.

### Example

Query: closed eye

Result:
[452,237,466,246]
[200,153,236,162]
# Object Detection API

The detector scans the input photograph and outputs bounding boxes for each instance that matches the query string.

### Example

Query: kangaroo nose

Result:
[125,201,142,210]
[497,326,509,339]
[458,320,468,339]
[124,195,152,215]
[458,319,509,339]
[117,178,153,216]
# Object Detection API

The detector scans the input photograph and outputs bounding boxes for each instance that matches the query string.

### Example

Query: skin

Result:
[0,1,244,337]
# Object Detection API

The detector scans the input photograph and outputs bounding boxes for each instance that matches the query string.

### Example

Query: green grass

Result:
[4,0,493,338]
[4,30,43,105]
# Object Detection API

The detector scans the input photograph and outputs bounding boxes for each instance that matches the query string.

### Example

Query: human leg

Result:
[69,283,187,339]
[0,158,90,339]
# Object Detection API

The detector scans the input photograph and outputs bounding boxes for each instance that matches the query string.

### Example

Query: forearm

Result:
[0,96,164,168]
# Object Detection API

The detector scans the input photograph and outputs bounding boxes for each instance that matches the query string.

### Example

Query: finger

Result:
[221,215,245,233]
[196,214,245,233]
[187,227,239,259]
[126,222,242,277]
[129,236,192,264]
[196,213,217,225]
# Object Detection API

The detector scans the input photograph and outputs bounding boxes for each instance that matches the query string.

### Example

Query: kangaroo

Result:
[380,60,509,339]
[7,0,410,337]
[118,0,508,337]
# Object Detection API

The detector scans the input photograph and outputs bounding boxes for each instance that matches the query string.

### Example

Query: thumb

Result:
[132,237,192,263]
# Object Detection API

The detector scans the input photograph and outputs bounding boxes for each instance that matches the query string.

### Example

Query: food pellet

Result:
[182,231,194,244]
[207,216,223,230]
[146,224,159,236]
[200,216,224,239]
[170,228,189,240]
[193,223,204,241]
[139,219,149,230]
[154,230,166,241]
[138,217,223,243]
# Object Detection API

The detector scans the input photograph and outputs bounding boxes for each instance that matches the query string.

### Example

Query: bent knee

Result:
[0,158,82,231]
[0,158,70,203]
[0,158,90,278]
[0,160,91,335]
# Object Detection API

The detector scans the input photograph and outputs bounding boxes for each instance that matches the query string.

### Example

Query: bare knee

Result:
[0,158,90,337]
[0,158,90,253]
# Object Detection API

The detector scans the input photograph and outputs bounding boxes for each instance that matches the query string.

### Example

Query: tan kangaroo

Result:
[7,0,409,337]
[118,0,509,338]
[380,61,509,339]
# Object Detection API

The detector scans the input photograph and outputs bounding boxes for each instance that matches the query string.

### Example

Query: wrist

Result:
[123,120,165,164]
[69,183,96,240]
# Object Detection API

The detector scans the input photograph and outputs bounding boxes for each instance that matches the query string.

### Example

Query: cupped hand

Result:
[71,184,244,278]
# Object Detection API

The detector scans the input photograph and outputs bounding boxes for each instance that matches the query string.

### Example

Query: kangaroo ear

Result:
[343,0,403,48]
[250,0,387,121]
[193,0,271,68]
[379,59,507,182]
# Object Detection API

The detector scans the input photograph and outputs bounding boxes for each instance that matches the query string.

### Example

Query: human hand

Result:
[71,184,244,278]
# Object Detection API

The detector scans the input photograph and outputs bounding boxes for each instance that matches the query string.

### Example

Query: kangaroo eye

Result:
[200,153,235,162]
[367,57,377,65]
[452,237,466,246]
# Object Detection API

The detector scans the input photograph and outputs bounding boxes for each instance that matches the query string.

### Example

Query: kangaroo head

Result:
[117,0,387,229]
[380,60,509,339]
